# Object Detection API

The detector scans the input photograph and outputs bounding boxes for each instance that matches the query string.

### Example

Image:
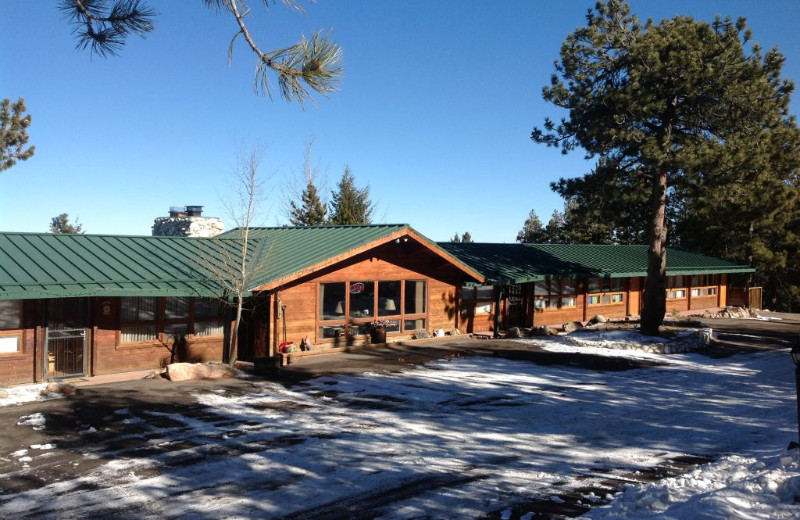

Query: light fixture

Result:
[334,301,344,314]
[384,299,397,312]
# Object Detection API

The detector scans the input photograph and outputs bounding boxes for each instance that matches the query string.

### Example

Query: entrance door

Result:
[46,299,88,379]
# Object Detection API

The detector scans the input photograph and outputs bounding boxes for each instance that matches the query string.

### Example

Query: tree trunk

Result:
[228,299,243,367]
[641,170,668,336]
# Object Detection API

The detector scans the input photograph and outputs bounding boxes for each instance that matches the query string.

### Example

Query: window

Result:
[0,301,22,354]
[194,298,224,337]
[461,285,494,315]
[120,296,224,344]
[666,276,688,299]
[349,281,375,318]
[405,280,426,314]
[121,297,158,343]
[378,281,402,317]
[690,275,719,298]
[0,300,22,329]
[588,278,625,306]
[319,283,347,320]
[536,278,578,310]
[318,279,428,338]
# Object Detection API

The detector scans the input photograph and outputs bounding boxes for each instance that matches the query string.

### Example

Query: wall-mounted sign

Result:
[102,301,112,316]
[350,282,365,294]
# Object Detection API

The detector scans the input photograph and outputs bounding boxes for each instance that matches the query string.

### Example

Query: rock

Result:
[563,321,584,333]
[41,382,77,396]
[449,328,463,336]
[413,331,431,339]
[530,325,556,336]
[166,362,238,382]
[662,328,712,353]
[506,327,522,338]
[0,388,7,398]
[589,315,608,325]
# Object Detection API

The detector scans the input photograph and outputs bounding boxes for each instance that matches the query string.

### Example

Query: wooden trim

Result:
[252,228,485,292]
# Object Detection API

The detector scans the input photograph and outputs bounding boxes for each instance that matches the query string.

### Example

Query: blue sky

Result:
[2,1,799,242]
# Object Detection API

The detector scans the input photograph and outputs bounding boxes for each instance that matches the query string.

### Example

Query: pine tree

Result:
[516,210,548,243]
[0,98,35,173]
[532,0,796,334]
[450,233,461,243]
[58,1,342,105]
[328,166,374,225]
[461,232,473,243]
[289,180,327,226]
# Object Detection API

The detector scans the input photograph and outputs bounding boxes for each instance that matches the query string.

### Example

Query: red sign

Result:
[350,282,365,294]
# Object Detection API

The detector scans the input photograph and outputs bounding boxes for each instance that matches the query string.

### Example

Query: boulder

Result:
[42,382,78,396]
[530,325,556,336]
[588,315,608,325]
[506,327,522,338]
[166,362,238,382]
[563,321,584,333]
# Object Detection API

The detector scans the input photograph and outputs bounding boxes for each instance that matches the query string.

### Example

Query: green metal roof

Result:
[1,224,480,300]
[2,227,750,300]
[438,242,755,285]
[0,232,251,300]
[221,224,482,289]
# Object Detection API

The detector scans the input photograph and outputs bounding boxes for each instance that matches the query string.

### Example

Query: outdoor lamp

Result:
[384,299,397,312]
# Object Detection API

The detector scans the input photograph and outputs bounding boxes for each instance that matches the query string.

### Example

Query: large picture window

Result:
[317,279,427,340]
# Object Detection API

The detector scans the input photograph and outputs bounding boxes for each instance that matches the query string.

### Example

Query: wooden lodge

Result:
[439,242,754,334]
[0,226,752,385]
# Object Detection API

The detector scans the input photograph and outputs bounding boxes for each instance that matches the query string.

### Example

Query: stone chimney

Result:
[152,205,224,238]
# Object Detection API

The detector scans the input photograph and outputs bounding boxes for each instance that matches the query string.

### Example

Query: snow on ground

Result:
[0,383,64,407]
[2,331,800,519]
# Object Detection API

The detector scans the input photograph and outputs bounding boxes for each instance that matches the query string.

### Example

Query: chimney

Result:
[153,205,224,238]
[185,205,203,217]
[169,206,187,218]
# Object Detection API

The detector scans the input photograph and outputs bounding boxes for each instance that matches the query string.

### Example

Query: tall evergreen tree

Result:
[460,232,473,243]
[0,98,35,173]
[516,210,548,243]
[532,0,795,334]
[450,233,461,243]
[328,166,374,225]
[288,180,327,226]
